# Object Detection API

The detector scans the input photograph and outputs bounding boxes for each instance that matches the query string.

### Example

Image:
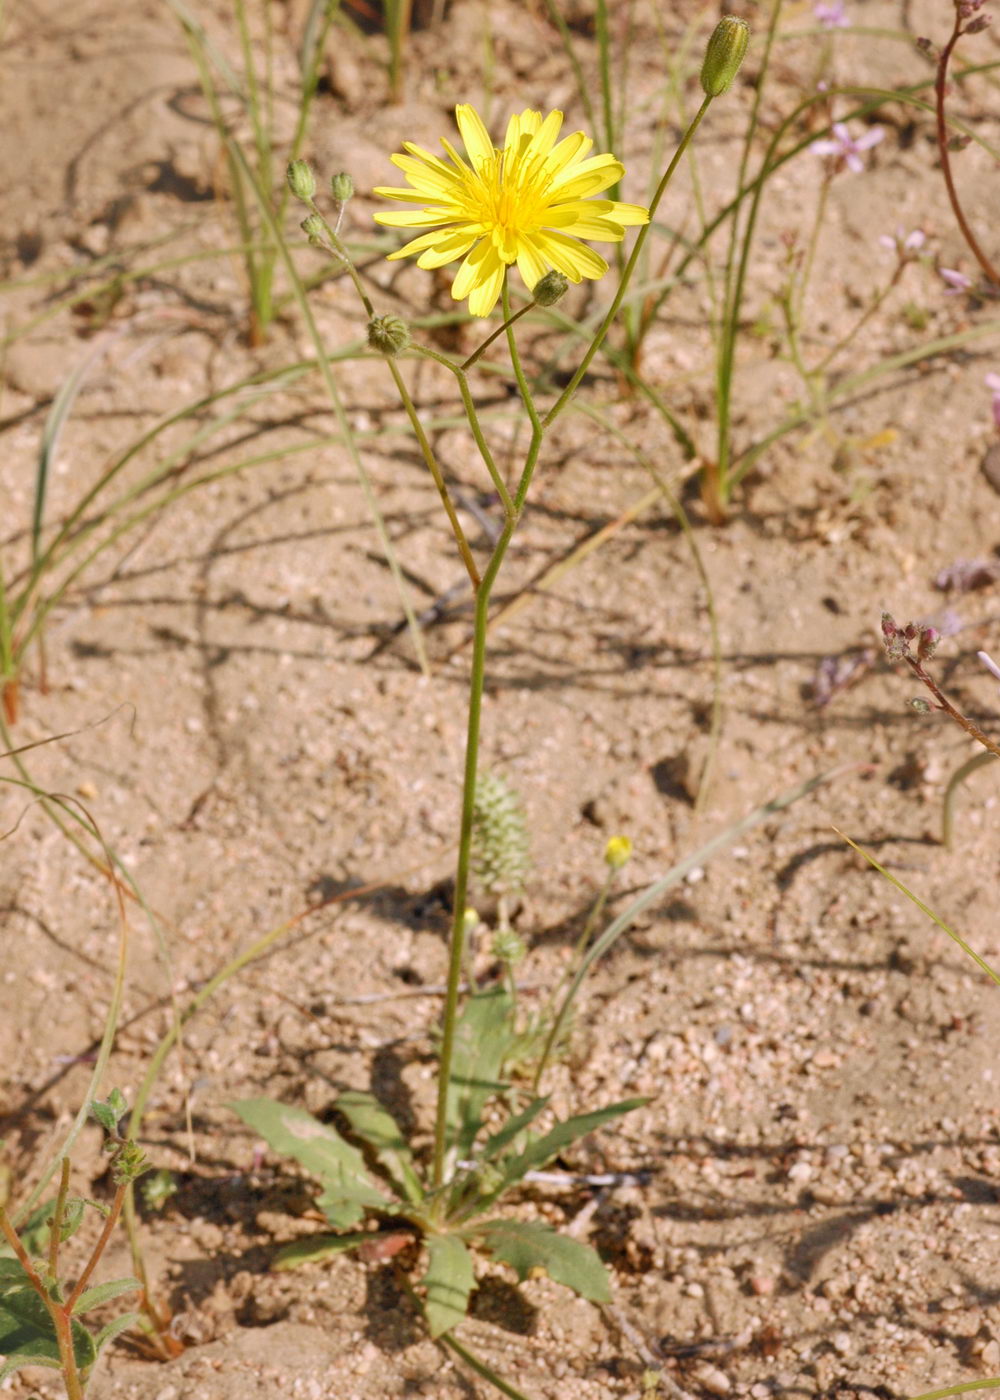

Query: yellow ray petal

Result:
[416,230,481,268]
[455,104,496,174]
[466,250,505,317]
[375,208,459,228]
[514,235,550,292]
[533,229,609,282]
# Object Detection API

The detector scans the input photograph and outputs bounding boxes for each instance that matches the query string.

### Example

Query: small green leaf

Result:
[72,1277,141,1314]
[424,1235,475,1338]
[274,1231,372,1269]
[231,1099,387,1229]
[477,1220,611,1302]
[0,1286,96,1374]
[60,1197,86,1241]
[89,1089,127,1136]
[447,988,516,1160]
[335,1091,424,1205]
[93,1310,143,1357]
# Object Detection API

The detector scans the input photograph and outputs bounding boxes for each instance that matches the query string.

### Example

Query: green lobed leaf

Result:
[447,988,516,1161]
[72,1276,141,1314]
[476,1220,611,1303]
[335,1091,424,1205]
[93,1310,144,1357]
[423,1234,476,1338]
[230,1098,387,1228]
[273,1232,373,1270]
[0,1286,96,1374]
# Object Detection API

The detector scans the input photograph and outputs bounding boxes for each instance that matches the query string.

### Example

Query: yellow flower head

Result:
[374,104,649,318]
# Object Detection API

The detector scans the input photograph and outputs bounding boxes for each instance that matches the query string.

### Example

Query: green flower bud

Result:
[700,16,750,98]
[532,270,569,306]
[491,928,527,966]
[301,213,326,247]
[367,313,411,356]
[287,158,316,201]
[331,171,355,202]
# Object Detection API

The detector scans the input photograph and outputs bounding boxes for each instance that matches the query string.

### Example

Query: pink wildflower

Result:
[878,227,926,258]
[814,0,850,26]
[810,121,884,173]
[940,267,973,294]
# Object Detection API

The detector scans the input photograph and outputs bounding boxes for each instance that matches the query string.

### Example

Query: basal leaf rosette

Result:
[374,104,649,317]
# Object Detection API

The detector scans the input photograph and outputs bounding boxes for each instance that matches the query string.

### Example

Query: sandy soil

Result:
[3,0,1000,1397]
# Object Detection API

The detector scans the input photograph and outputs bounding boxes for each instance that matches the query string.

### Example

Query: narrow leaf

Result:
[477,1220,611,1302]
[273,1232,372,1270]
[481,1097,550,1162]
[424,1235,475,1338]
[231,1099,387,1228]
[93,1311,143,1357]
[72,1276,141,1314]
[500,1098,647,1186]
[0,1352,61,1382]
[335,1091,424,1205]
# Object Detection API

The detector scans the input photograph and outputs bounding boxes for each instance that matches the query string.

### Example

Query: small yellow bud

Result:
[286,159,316,201]
[604,835,633,870]
[462,907,480,934]
[700,16,750,98]
[367,313,411,356]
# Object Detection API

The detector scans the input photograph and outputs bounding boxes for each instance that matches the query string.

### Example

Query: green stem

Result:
[461,299,535,371]
[715,0,784,506]
[385,358,480,587]
[431,276,546,1188]
[542,94,714,430]
[416,347,515,514]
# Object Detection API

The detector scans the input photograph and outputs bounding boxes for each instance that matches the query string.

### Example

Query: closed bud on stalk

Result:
[367,313,411,355]
[700,16,751,97]
[287,159,316,201]
[604,835,633,870]
[301,213,326,247]
[491,928,527,966]
[331,171,355,202]
[532,270,569,306]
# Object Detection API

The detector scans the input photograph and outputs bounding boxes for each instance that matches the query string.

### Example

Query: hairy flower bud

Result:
[700,16,751,97]
[367,313,411,356]
[331,171,355,202]
[491,928,527,966]
[287,159,316,201]
[532,270,569,306]
[301,213,326,248]
[472,772,531,899]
